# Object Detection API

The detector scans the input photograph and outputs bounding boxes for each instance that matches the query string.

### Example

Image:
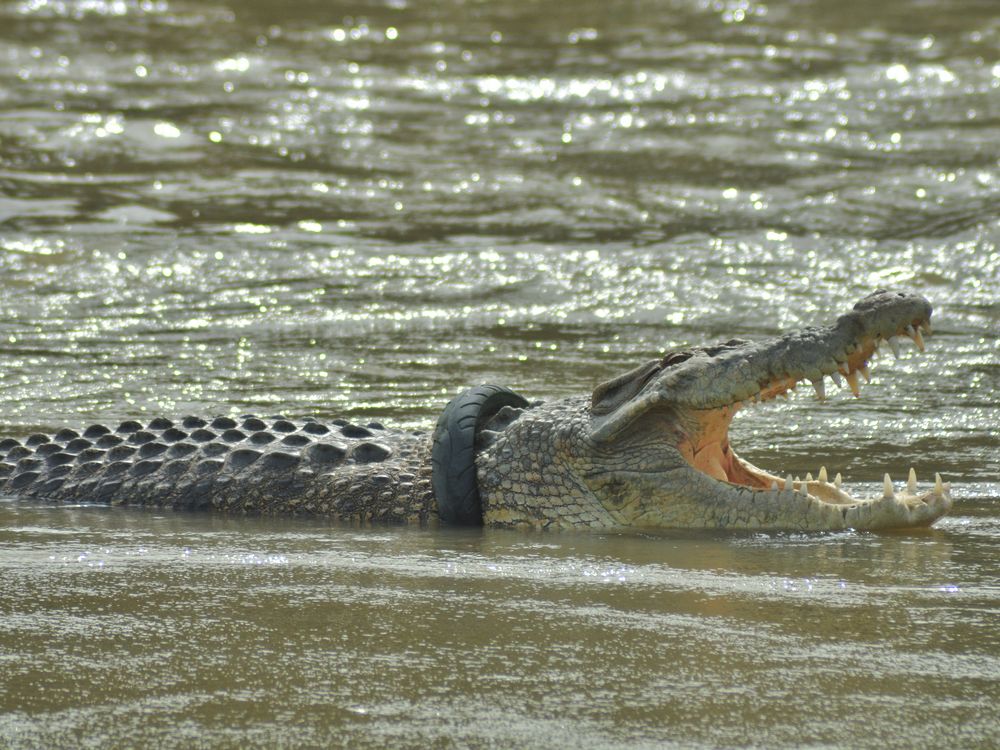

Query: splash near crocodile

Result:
[0,290,951,531]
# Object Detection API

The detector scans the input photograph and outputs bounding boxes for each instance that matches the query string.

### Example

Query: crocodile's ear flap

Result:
[591,359,664,415]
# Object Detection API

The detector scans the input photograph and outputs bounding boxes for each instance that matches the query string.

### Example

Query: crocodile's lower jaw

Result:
[724,446,952,522]
[679,321,952,522]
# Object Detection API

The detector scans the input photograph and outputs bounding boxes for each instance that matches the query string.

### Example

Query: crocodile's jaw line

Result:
[664,312,951,526]
[617,311,952,530]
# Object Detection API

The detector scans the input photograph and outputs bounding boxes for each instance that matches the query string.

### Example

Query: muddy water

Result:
[0,0,998,747]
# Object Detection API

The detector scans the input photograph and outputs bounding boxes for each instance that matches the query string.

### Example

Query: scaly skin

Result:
[0,290,952,531]
[0,417,436,523]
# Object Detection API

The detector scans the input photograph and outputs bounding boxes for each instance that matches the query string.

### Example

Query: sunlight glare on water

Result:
[0,0,998,747]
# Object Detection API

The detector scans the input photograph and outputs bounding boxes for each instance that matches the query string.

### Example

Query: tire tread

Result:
[432,385,529,525]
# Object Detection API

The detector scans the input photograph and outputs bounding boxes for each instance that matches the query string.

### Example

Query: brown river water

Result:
[1,0,998,747]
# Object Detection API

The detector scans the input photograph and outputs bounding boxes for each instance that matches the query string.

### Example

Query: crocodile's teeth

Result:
[771,480,779,491]
[784,475,793,491]
[905,325,926,352]
[935,473,943,493]
[805,472,813,482]
[812,378,826,401]
[839,362,851,376]
[830,371,843,388]
[818,466,828,483]
[908,467,917,494]
[859,363,871,383]
[845,371,861,397]
[888,337,901,359]
[834,472,842,489]
[883,473,894,498]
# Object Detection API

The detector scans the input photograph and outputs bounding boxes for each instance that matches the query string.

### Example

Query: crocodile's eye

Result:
[660,351,694,368]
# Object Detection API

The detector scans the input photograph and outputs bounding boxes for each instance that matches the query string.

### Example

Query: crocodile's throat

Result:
[679,404,747,485]
[679,404,856,499]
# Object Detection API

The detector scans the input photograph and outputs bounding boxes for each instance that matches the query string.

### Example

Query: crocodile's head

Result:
[479,289,952,531]
[580,289,951,530]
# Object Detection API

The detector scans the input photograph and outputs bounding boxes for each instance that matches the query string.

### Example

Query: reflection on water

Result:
[0,0,998,746]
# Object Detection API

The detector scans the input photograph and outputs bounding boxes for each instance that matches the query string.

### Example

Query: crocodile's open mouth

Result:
[583,290,952,528]
[678,316,950,516]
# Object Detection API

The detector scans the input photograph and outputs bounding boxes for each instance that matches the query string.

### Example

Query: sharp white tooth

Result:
[770,480,779,491]
[811,378,826,401]
[859,363,871,383]
[935,473,943,494]
[830,371,843,387]
[834,472,842,489]
[818,466,828,483]
[883,473,894,499]
[845,371,861,397]
[904,325,922,349]
[805,472,813,482]
[889,337,901,359]
[839,362,851,376]
[784,475,793,491]
[908,467,917,494]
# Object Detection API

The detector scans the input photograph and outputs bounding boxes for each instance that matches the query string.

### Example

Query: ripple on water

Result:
[1,503,997,748]
[0,1,997,746]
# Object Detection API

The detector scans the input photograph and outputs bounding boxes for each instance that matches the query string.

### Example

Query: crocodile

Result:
[0,289,951,531]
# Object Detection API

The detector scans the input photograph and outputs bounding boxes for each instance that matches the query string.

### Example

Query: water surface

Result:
[0,0,998,746]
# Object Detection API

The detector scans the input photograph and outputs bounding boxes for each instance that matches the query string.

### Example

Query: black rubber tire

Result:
[432,384,529,525]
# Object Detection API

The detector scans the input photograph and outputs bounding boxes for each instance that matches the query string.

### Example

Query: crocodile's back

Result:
[0,415,435,522]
